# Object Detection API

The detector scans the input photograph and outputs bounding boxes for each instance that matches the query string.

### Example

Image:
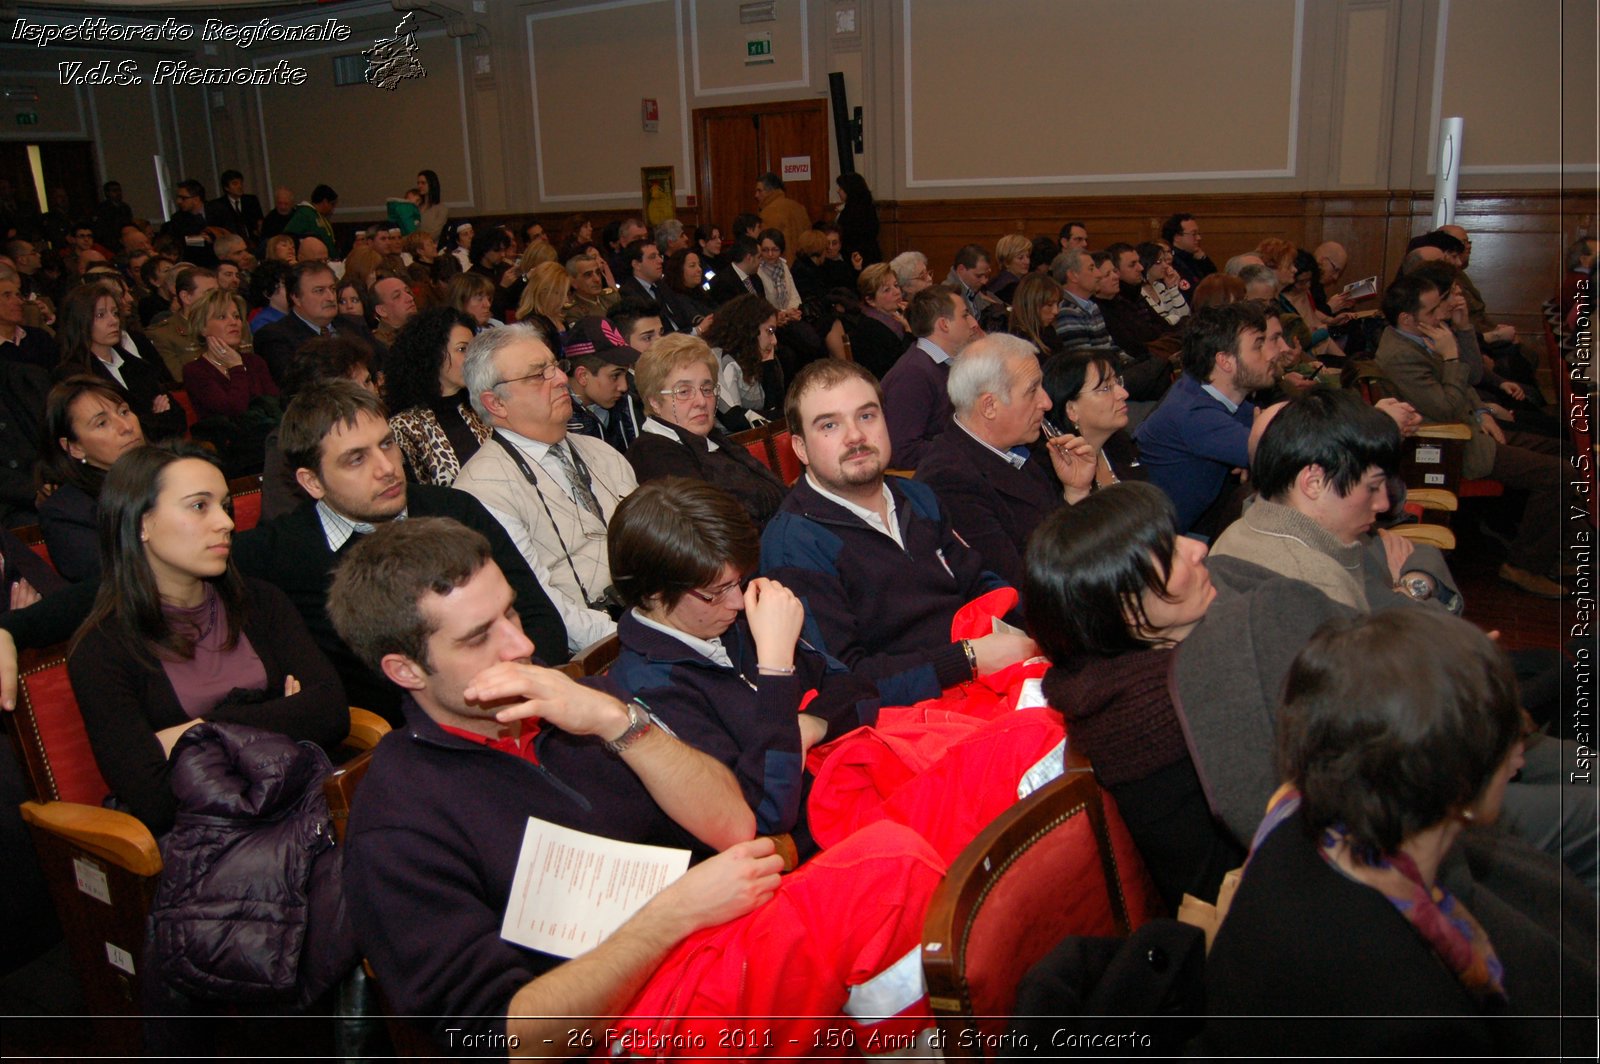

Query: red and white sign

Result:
[641,98,659,132]
[780,155,811,181]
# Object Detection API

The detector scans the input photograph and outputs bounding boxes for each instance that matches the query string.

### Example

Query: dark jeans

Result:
[1490,430,1562,573]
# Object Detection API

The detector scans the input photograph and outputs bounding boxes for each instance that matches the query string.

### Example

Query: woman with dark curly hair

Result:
[702,293,784,429]
[385,306,491,485]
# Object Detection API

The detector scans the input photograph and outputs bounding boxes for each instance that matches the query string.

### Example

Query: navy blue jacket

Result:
[915,423,1063,590]
[608,611,880,835]
[342,697,704,1049]
[759,475,1011,706]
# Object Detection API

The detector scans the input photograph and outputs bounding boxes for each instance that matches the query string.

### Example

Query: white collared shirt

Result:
[497,427,595,508]
[954,417,1026,470]
[97,348,128,388]
[316,500,407,552]
[806,473,903,548]
[642,415,719,451]
[630,608,733,667]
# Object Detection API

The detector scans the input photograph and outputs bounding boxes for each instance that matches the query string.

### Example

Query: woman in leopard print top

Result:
[385,307,492,485]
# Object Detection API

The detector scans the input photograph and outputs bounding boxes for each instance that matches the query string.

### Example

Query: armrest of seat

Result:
[1414,422,1472,441]
[19,799,162,877]
[1405,488,1459,512]
[1389,524,1457,551]
[345,707,391,751]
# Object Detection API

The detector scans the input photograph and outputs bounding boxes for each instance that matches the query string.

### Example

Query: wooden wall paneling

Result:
[876,189,1597,322]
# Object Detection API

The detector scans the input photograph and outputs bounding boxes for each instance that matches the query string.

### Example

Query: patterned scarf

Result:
[760,260,790,308]
[1252,785,1508,1006]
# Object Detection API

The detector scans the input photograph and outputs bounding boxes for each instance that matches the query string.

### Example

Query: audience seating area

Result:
[2,156,1588,1059]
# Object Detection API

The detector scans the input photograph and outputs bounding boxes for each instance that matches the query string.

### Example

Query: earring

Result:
[79,456,88,464]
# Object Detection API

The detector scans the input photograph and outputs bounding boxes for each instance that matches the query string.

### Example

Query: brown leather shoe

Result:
[1498,564,1563,599]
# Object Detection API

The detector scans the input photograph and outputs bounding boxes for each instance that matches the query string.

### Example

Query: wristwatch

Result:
[603,699,654,755]
[1395,571,1437,602]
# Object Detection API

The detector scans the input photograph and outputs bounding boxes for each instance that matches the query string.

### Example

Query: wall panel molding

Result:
[900,0,1305,189]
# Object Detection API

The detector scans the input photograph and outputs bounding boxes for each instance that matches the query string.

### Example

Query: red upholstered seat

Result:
[15,655,111,807]
[770,428,804,485]
[171,389,198,429]
[230,489,262,532]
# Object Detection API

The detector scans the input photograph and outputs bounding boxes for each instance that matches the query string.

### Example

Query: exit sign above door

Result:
[745,32,773,65]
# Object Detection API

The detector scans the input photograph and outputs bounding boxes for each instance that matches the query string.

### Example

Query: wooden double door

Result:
[693,99,831,240]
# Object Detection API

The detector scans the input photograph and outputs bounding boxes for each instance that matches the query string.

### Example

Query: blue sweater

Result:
[1133,374,1254,533]
[759,475,1011,706]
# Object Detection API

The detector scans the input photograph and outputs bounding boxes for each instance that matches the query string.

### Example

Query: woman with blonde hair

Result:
[180,289,279,420]
[514,260,570,334]
[625,334,785,528]
[843,262,910,379]
[987,232,1033,304]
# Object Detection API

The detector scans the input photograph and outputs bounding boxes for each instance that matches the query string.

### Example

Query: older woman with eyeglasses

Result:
[625,334,785,529]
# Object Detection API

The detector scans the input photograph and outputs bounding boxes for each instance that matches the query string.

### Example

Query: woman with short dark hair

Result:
[1039,351,1145,500]
[605,478,879,840]
[1205,609,1529,1057]
[1025,482,1243,908]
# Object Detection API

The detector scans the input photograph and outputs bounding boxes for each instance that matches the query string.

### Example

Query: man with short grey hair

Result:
[1239,263,1280,302]
[1224,251,1266,277]
[453,323,636,650]
[654,218,688,255]
[915,333,1085,586]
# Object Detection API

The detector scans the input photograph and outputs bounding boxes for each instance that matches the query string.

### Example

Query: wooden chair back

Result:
[558,632,622,680]
[323,750,374,845]
[922,762,1132,1058]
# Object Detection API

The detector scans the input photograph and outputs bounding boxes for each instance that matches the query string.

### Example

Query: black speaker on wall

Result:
[828,71,863,173]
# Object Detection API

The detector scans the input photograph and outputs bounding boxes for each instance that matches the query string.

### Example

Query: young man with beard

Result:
[1135,301,1282,535]
[761,359,1037,706]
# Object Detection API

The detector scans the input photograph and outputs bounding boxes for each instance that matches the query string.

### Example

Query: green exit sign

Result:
[14,112,39,126]
[745,34,772,64]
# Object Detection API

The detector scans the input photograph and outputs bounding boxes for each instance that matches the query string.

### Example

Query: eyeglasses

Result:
[1090,374,1125,396]
[658,382,717,401]
[685,578,743,604]
[501,362,562,386]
